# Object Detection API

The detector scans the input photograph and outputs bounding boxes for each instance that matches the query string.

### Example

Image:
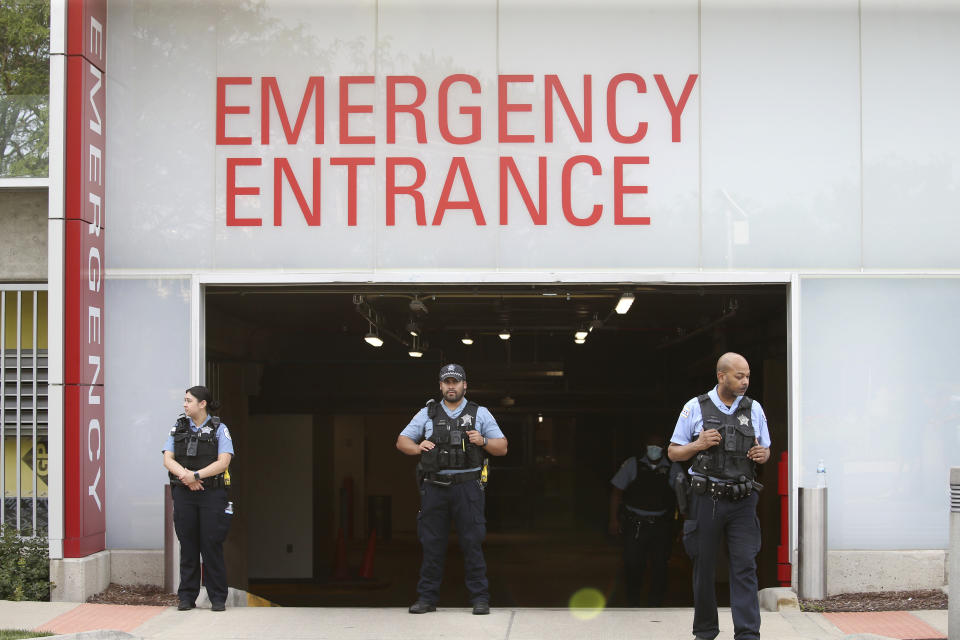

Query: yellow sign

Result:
[3,438,48,497]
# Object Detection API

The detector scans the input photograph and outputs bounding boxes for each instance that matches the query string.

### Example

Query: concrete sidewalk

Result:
[0,601,949,640]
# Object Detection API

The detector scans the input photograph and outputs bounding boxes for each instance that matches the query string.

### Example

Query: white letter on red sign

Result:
[88,146,102,186]
[89,18,103,60]
[88,356,101,405]
[88,194,102,237]
[88,465,102,511]
[88,306,101,345]
[88,246,101,292]
[88,67,102,135]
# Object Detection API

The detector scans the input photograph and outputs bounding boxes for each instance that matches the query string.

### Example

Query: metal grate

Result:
[1,287,48,534]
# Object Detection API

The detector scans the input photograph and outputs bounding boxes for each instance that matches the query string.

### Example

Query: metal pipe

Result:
[1,290,6,526]
[798,487,827,600]
[950,467,959,640]
[31,291,38,533]
[15,291,22,531]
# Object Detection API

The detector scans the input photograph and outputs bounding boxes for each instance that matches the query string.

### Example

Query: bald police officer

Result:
[668,353,771,640]
[396,364,508,615]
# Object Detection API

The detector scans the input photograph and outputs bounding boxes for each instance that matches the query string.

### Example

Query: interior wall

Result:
[331,415,365,540]
[364,413,420,536]
[246,414,313,579]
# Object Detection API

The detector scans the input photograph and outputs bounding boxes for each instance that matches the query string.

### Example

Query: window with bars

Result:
[1,288,48,534]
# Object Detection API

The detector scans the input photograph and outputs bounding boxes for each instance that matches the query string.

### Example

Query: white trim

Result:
[50,0,66,55]
[46,219,64,388]
[47,0,67,557]
[190,276,203,386]
[47,372,64,558]
[0,178,49,189]
[0,284,49,291]
[123,270,793,285]
[104,268,960,282]
[788,272,802,581]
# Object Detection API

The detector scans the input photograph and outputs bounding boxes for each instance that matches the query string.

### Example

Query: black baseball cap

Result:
[439,363,466,382]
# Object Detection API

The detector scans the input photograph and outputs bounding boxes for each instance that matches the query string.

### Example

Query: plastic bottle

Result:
[816,460,826,488]
[225,501,234,515]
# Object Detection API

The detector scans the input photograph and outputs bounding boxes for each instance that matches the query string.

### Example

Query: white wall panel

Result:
[104,278,190,549]
[701,0,861,269]
[106,0,218,270]
[374,0,500,270]
[497,0,700,269]
[861,0,960,268]
[213,0,379,270]
[801,277,960,549]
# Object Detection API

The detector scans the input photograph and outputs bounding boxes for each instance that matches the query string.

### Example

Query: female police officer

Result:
[161,386,234,611]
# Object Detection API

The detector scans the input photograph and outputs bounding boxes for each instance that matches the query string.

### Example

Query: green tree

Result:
[0,0,49,177]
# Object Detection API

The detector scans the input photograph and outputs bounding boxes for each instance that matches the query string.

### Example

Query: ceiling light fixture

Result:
[408,335,424,358]
[406,320,420,337]
[538,413,544,423]
[364,329,383,348]
[574,337,586,345]
[615,292,635,315]
[461,334,474,345]
[498,330,511,340]
[574,330,589,340]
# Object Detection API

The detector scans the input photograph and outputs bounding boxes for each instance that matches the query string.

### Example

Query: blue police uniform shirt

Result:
[610,455,671,517]
[399,397,504,474]
[162,416,235,457]
[670,386,770,477]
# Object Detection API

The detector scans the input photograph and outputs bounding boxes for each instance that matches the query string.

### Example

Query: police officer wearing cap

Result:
[668,353,771,640]
[608,432,677,607]
[396,364,508,615]
[161,385,235,612]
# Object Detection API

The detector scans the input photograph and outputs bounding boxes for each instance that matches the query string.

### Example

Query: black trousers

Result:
[172,484,231,605]
[416,479,489,604]
[682,490,762,640]
[622,514,672,607]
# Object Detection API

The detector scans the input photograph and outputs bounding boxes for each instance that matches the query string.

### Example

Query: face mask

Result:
[646,445,663,461]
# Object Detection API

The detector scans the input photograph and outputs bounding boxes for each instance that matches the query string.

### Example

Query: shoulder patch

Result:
[169,426,176,435]
[221,426,232,440]
[680,407,690,418]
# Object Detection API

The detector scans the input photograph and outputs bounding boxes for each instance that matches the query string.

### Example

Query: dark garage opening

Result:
[205,283,788,607]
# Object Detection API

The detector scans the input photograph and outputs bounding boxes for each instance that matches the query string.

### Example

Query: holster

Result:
[415,462,425,489]
[673,471,691,518]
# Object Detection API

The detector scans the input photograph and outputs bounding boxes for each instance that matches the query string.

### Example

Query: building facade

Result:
[1,0,958,602]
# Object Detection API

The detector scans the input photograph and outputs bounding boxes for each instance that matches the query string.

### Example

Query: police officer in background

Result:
[608,432,677,607]
[396,364,508,615]
[162,386,235,612]
[668,353,771,640]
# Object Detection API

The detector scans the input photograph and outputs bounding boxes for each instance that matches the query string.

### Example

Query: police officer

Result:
[396,364,508,615]
[608,432,677,607]
[668,352,771,640]
[161,386,235,612]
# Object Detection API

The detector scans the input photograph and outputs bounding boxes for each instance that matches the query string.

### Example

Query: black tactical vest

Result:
[690,394,756,482]
[169,415,221,485]
[623,456,674,512]
[418,400,483,473]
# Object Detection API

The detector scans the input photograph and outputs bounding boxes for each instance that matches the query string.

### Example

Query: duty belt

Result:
[690,475,763,501]
[171,474,226,489]
[624,511,670,526]
[424,470,481,487]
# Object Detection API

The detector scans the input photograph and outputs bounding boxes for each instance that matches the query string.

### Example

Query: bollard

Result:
[164,485,180,594]
[798,487,827,600]
[950,468,959,640]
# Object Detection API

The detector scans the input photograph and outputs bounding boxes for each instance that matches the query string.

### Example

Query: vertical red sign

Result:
[64,0,106,558]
